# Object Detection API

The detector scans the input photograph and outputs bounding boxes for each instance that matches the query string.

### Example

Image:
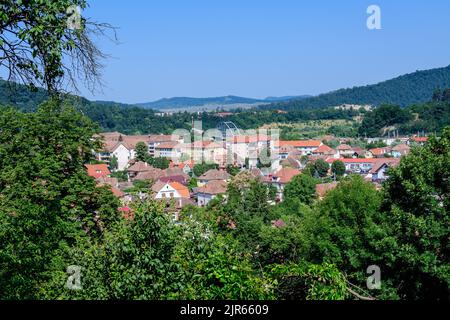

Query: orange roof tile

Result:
[168,182,190,198]
[272,167,301,184]
[276,140,322,148]
[85,164,110,179]
[313,144,336,154]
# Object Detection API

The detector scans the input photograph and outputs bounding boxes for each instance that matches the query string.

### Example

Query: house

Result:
[164,167,190,180]
[316,182,339,200]
[187,141,227,167]
[327,158,377,174]
[178,161,195,175]
[198,169,231,185]
[265,167,301,201]
[197,180,228,207]
[391,144,410,158]
[351,147,371,158]
[159,175,189,186]
[155,141,183,161]
[274,140,323,156]
[127,161,153,180]
[278,145,296,160]
[312,145,338,158]
[409,136,428,146]
[85,164,111,179]
[96,140,134,171]
[228,134,272,168]
[134,167,165,182]
[370,159,400,182]
[369,147,392,158]
[152,181,190,200]
[148,134,182,157]
[336,144,354,157]
[280,156,302,169]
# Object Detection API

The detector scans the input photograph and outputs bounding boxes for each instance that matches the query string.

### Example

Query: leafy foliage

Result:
[0,100,120,299]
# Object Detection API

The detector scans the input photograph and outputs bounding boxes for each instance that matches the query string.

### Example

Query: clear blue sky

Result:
[81,0,450,103]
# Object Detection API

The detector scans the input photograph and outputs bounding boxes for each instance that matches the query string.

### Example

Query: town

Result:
[85,122,428,218]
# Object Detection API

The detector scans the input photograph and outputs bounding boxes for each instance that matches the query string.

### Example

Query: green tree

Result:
[135,141,149,162]
[170,224,275,300]
[268,262,348,300]
[226,165,240,176]
[381,128,450,300]
[150,157,170,170]
[109,154,119,171]
[193,163,218,177]
[331,160,346,177]
[0,100,120,299]
[283,174,317,206]
[314,159,330,178]
[311,175,392,297]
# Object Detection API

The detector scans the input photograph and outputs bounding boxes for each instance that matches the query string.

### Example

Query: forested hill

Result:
[264,65,450,111]
[0,80,49,112]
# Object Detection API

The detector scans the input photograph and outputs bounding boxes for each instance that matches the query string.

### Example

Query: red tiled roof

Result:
[370,158,400,174]
[412,137,428,143]
[85,164,110,179]
[155,141,181,149]
[392,144,410,151]
[369,147,391,156]
[272,167,301,184]
[197,180,228,195]
[313,144,336,155]
[148,134,180,143]
[276,140,322,148]
[232,135,272,143]
[178,161,195,170]
[199,169,231,181]
[159,175,188,185]
[128,161,152,173]
[337,144,352,151]
[326,158,378,164]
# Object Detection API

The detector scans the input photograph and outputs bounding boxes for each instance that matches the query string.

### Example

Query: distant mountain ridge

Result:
[136,95,310,111]
[264,65,450,111]
[2,64,450,113]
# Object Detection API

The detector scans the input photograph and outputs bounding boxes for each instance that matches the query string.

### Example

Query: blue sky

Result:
[82,0,450,103]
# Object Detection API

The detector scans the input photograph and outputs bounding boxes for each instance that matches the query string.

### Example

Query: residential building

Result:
[273,140,323,156]
[312,144,338,158]
[148,134,182,156]
[197,180,228,207]
[369,147,392,158]
[370,159,400,182]
[391,144,410,158]
[336,144,354,157]
[155,141,183,161]
[328,158,378,174]
[198,169,231,185]
[265,167,301,201]
[152,181,190,200]
[128,161,153,180]
[85,164,111,179]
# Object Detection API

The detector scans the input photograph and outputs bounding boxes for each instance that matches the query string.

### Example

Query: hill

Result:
[136,95,309,111]
[265,65,450,111]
